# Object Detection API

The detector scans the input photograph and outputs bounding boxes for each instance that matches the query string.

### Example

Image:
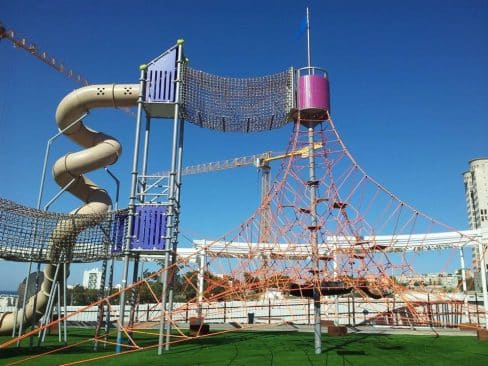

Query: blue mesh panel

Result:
[145,47,177,103]
[130,206,167,250]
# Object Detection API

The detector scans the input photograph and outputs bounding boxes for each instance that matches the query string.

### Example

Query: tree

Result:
[68,285,99,305]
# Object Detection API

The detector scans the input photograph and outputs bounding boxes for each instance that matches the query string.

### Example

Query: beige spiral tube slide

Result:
[0,83,139,335]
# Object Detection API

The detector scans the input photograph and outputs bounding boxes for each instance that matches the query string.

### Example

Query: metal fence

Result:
[7,297,481,329]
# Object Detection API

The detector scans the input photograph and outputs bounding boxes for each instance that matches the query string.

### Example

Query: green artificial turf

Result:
[1,329,487,366]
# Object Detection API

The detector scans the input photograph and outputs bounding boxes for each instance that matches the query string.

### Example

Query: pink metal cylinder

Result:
[298,74,330,112]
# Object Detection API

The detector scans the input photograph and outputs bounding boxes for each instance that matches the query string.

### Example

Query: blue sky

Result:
[0,0,487,289]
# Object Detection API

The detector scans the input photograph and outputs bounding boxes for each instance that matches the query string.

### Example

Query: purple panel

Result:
[145,48,177,103]
[298,74,330,111]
[111,212,128,254]
[130,206,167,250]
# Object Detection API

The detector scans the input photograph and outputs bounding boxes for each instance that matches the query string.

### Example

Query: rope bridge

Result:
[0,198,127,263]
[181,66,294,132]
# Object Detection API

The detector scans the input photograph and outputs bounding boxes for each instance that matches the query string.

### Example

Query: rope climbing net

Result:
[0,198,127,263]
[170,116,485,324]
[181,66,294,132]
[3,116,486,365]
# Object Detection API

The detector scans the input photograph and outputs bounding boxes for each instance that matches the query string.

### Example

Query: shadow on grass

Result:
[322,333,384,352]
[321,332,407,359]
[337,350,367,356]
[167,331,279,351]
[0,330,413,363]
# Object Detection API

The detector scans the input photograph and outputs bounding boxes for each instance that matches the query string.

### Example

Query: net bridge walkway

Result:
[0,198,128,263]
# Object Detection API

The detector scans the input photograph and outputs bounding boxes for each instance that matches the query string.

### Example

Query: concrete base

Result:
[459,323,478,331]
[477,328,488,341]
[189,317,210,337]
[47,315,59,335]
[328,325,347,336]
[321,320,335,327]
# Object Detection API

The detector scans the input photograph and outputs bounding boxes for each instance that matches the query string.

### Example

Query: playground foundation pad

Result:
[2,328,487,366]
[135,321,481,337]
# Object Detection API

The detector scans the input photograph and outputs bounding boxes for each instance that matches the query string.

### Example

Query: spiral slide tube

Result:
[0,83,139,335]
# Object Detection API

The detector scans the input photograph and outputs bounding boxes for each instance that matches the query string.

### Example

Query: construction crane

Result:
[0,22,89,86]
[157,143,323,178]
[255,144,322,243]
[0,21,135,117]
[155,143,323,242]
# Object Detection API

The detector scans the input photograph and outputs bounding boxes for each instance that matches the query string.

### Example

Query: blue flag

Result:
[296,16,307,39]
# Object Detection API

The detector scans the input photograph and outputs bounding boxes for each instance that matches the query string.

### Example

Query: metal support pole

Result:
[29,178,75,348]
[116,65,146,352]
[165,114,185,350]
[94,258,108,351]
[11,295,19,338]
[351,285,356,326]
[475,292,480,327]
[160,40,185,353]
[39,281,58,343]
[197,250,206,318]
[307,126,321,354]
[333,249,339,323]
[128,255,140,332]
[105,257,115,347]
[39,261,62,343]
[104,168,119,346]
[158,259,171,351]
[29,272,43,348]
[478,242,488,329]
[127,115,150,332]
[306,7,311,69]
[139,116,151,202]
[105,168,120,209]
[259,163,271,243]
[57,282,62,342]
[258,162,271,275]
[459,247,470,322]
[62,262,67,344]
[17,266,31,346]
[37,113,88,209]
[43,178,76,211]
[14,114,88,345]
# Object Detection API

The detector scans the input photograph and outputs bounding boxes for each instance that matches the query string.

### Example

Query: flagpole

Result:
[306,7,311,68]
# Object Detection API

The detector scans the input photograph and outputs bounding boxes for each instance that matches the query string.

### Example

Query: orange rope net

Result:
[2,116,486,365]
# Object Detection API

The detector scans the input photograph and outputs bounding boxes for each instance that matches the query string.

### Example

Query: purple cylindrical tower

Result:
[298,75,330,111]
[295,67,330,124]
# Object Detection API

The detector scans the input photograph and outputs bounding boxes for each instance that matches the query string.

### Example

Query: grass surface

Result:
[1,328,487,366]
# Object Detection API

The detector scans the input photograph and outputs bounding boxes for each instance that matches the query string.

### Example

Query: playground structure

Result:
[0,16,488,364]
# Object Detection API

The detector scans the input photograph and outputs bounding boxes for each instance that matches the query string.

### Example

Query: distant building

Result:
[395,272,461,290]
[261,288,284,300]
[463,158,488,290]
[82,268,103,289]
[0,293,18,311]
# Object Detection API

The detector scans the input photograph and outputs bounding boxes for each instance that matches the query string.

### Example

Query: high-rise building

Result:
[463,158,488,290]
[82,268,102,289]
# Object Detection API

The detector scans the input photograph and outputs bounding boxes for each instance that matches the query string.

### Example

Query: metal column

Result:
[259,163,271,244]
[165,118,185,349]
[197,249,207,317]
[478,242,488,329]
[127,116,149,332]
[116,65,147,352]
[159,39,185,354]
[307,126,321,354]
[459,247,470,321]
[333,248,339,323]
